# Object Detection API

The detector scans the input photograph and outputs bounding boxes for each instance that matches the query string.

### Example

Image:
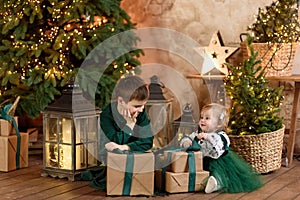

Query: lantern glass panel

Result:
[45,143,58,168]
[75,117,98,168]
[145,99,173,148]
[61,118,73,143]
[78,143,98,169]
[60,144,83,170]
[177,124,198,141]
[47,117,58,142]
[75,117,98,143]
[60,144,73,170]
[172,121,198,144]
[45,142,86,170]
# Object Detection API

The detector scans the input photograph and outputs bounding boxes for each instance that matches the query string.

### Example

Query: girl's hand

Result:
[197,132,207,140]
[182,140,192,148]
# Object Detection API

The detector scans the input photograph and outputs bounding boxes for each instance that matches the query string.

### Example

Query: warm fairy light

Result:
[248,0,300,43]
[0,0,140,119]
[0,0,110,80]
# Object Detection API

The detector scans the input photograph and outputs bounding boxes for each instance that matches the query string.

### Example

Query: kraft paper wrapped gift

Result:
[155,169,210,193]
[0,132,28,172]
[164,151,203,172]
[0,117,18,136]
[164,171,209,193]
[106,151,154,196]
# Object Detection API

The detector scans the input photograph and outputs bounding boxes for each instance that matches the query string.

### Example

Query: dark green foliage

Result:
[0,0,143,118]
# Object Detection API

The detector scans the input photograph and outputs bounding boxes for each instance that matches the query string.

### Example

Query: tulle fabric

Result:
[203,148,264,193]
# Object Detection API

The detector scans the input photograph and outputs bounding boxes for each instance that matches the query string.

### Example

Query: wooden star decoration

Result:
[195,31,238,75]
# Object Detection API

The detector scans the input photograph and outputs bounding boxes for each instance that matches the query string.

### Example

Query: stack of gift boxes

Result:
[0,117,28,172]
[106,149,209,196]
[156,150,210,193]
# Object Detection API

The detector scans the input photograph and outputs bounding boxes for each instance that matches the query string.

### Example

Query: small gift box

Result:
[164,150,203,172]
[0,132,29,172]
[0,117,19,136]
[164,170,209,193]
[0,97,20,136]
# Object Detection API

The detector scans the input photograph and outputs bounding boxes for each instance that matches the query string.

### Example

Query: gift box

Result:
[155,169,209,193]
[164,151,203,172]
[0,132,28,172]
[164,171,209,193]
[106,151,154,196]
[0,117,18,136]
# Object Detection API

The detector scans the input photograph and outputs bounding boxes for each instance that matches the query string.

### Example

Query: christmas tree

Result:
[0,0,143,118]
[224,36,284,135]
[247,0,300,43]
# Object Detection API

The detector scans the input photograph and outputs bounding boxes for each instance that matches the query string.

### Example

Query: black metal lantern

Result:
[171,103,198,145]
[41,81,100,181]
[145,75,173,149]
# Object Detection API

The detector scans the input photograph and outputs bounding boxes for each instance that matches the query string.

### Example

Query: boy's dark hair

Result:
[114,75,149,103]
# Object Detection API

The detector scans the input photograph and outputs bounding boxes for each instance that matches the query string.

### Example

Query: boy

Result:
[100,75,153,153]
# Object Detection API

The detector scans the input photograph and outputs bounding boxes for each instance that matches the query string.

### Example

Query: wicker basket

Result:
[240,42,298,77]
[228,125,285,174]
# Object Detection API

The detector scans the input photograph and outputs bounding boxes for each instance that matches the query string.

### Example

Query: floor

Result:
[0,154,299,200]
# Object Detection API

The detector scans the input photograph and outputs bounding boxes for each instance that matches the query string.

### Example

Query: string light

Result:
[0,0,113,84]
[248,0,300,43]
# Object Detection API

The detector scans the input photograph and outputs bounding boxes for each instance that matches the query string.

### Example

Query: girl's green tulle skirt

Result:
[203,148,264,193]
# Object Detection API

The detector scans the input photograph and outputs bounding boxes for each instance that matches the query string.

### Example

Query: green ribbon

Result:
[110,149,144,195]
[0,103,21,169]
[187,151,196,192]
[122,153,134,195]
[159,141,200,192]
[161,151,173,191]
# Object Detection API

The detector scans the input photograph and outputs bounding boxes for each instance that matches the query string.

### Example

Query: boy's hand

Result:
[125,113,136,129]
[105,142,130,151]
[119,102,131,118]
[119,102,137,128]
[126,111,137,124]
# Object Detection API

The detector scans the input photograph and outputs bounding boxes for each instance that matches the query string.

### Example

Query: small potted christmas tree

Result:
[224,36,285,173]
[242,0,300,76]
